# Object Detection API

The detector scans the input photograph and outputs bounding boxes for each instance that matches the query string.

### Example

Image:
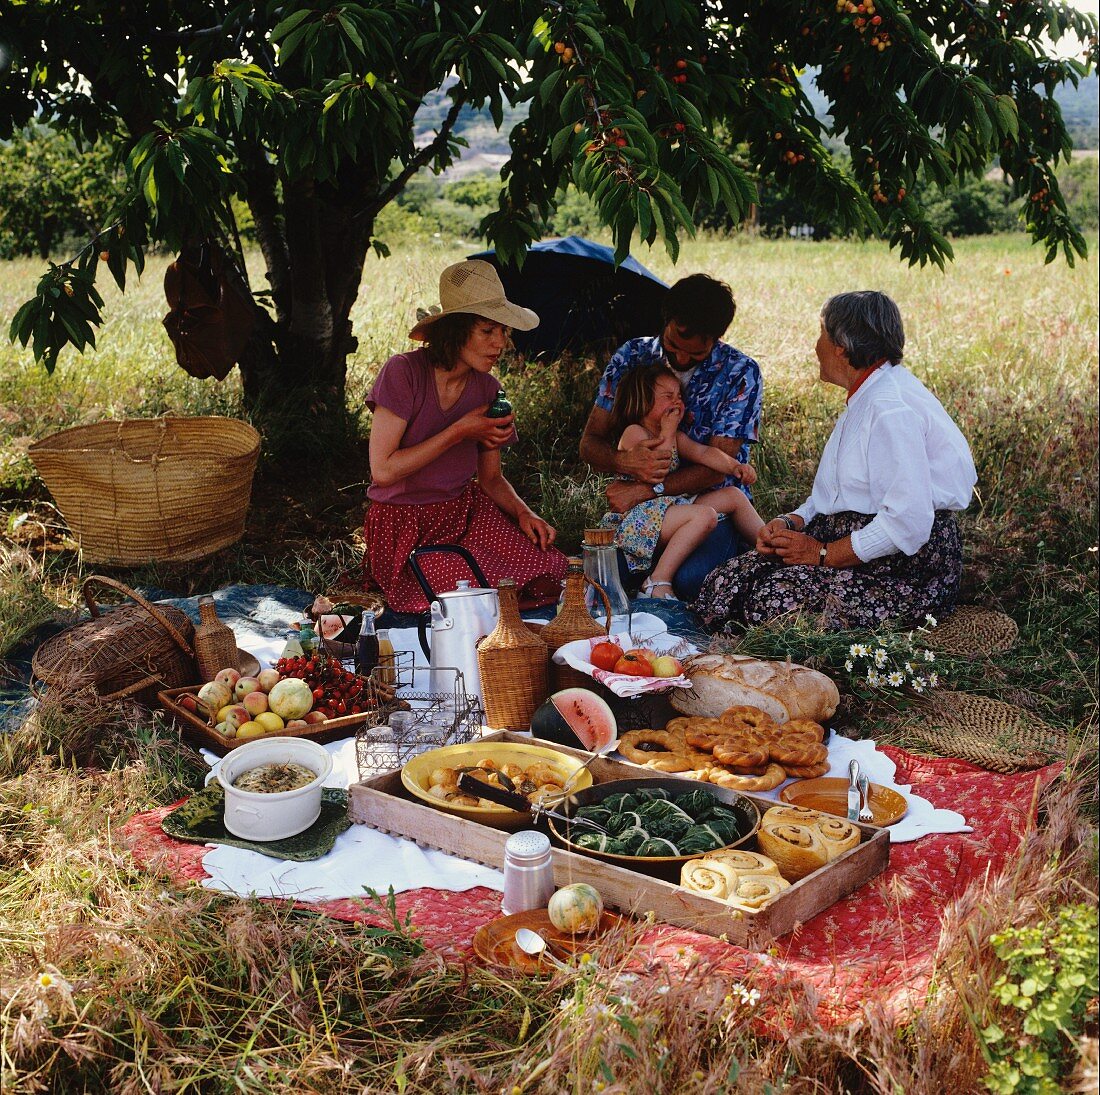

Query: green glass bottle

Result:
[486,389,513,419]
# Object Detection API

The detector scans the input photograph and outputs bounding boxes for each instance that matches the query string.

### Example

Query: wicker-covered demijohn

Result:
[478,579,548,730]
[539,557,610,693]
[28,416,260,565]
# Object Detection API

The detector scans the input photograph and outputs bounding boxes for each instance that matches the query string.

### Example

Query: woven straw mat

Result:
[926,606,1019,657]
[904,691,1065,773]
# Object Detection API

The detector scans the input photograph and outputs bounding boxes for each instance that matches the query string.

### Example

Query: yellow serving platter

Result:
[401,741,594,830]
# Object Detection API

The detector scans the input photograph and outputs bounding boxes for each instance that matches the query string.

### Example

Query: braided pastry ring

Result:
[769,739,829,767]
[718,705,778,735]
[711,738,771,770]
[618,729,689,767]
[783,761,830,779]
[684,723,770,754]
[776,718,826,743]
[704,762,787,791]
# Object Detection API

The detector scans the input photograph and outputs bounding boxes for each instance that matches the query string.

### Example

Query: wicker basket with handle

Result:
[32,576,197,705]
[539,557,612,693]
[477,579,548,730]
[27,416,260,565]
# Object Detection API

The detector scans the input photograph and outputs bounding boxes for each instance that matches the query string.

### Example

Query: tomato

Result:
[590,641,625,671]
[613,653,654,676]
[624,648,657,666]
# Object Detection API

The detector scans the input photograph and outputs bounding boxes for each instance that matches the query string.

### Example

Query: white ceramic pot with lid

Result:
[216,736,334,840]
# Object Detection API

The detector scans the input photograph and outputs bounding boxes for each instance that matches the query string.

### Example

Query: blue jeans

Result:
[672,515,747,602]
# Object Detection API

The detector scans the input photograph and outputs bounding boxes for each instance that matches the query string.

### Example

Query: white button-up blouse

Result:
[792,364,977,561]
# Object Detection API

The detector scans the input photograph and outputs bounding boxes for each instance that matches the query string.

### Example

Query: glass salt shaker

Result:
[501,830,555,915]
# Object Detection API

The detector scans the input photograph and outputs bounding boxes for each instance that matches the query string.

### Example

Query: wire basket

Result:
[355,651,483,778]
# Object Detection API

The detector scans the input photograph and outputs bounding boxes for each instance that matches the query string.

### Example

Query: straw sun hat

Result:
[409,259,539,340]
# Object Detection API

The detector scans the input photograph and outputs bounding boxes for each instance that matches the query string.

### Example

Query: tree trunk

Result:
[238,182,374,438]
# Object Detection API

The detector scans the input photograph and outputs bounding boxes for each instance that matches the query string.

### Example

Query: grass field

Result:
[1,232,1098,1091]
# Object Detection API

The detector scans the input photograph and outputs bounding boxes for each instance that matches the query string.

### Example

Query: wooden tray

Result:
[157,685,375,755]
[348,732,890,948]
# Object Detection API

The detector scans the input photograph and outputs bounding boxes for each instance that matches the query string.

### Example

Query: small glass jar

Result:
[501,830,555,915]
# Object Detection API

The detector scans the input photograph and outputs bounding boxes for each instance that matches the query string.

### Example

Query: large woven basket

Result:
[28,416,260,565]
[32,576,197,706]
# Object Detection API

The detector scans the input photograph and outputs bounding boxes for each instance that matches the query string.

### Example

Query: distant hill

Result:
[415,71,1098,178]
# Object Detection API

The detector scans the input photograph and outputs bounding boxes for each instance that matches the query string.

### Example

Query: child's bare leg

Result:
[646,504,718,597]
[697,487,765,543]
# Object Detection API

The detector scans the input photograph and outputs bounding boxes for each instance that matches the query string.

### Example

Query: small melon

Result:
[530,688,617,752]
[548,883,604,934]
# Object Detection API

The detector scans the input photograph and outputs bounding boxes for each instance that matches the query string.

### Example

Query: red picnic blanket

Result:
[121,748,1059,1024]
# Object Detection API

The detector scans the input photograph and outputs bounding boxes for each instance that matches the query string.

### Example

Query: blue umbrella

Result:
[469,236,669,360]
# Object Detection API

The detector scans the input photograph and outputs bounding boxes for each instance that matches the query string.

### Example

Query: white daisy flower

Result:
[867,670,882,686]
[924,649,936,662]
[929,672,940,687]
[874,648,888,667]
[925,614,938,627]
[887,671,905,687]
[912,677,927,692]
[845,659,854,671]
[848,644,861,657]
[904,662,915,674]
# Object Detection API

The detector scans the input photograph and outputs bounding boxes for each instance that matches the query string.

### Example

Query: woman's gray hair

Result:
[821,291,905,369]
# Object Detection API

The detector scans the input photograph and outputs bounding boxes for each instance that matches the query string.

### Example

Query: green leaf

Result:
[272,8,313,40]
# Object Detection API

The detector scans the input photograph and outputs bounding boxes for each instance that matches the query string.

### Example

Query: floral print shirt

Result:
[594,335,763,495]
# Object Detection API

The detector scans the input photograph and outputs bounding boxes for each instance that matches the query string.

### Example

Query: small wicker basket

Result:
[477,579,548,730]
[28,415,260,565]
[32,576,197,705]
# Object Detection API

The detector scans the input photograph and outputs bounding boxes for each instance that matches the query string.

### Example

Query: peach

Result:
[257,668,281,692]
[214,667,241,690]
[233,676,261,701]
[303,711,328,725]
[242,691,269,716]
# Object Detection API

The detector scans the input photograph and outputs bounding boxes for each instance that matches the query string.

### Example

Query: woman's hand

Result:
[518,510,557,550]
[770,529,826,566]
[756,516,799,554]
[457,404,515,449]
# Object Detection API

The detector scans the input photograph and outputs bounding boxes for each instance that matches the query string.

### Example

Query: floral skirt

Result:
[601,495,694,573]
[692,511,964,633]
[363,482,568,613]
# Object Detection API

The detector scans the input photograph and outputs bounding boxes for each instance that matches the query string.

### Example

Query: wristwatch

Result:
[818,543,829,566]
[652,482,666,496]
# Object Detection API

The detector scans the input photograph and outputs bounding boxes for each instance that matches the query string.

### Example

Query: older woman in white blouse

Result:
[694,290,977,631]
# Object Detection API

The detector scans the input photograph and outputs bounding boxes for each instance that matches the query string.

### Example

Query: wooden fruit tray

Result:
[348,731,890,948]
[157,685,377,755]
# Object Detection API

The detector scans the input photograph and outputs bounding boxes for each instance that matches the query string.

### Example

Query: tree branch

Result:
[356,91,468,222]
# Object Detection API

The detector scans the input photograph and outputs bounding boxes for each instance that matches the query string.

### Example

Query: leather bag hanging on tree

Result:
[163,240,255,380]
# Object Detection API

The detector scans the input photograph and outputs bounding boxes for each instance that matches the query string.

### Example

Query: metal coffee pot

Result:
[410,546,499,702]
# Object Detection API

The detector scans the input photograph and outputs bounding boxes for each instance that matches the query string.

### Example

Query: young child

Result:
[601,363,765,599]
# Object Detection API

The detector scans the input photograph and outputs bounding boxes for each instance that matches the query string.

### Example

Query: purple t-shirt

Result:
[366,348,514,504]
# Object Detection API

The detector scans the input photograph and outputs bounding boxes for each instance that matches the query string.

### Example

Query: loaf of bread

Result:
[670,654,840,724]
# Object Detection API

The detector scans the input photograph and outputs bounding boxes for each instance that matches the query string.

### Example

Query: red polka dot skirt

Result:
[363,482,568,613]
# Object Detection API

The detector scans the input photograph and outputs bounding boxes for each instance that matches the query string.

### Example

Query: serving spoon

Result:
[514,928,568,968]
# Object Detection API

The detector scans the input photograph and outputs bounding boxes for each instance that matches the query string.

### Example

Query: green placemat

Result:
[162,785,351,861]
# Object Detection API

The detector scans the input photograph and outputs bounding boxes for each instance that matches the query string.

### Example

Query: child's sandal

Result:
[640,579,679,601]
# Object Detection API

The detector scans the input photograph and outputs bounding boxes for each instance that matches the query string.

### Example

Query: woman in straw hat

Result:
[363,259,568,612]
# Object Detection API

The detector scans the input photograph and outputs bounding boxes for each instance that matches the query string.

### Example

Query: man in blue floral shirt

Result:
[579,274,763,601]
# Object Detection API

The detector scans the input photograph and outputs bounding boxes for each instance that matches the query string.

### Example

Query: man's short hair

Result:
[662,274,736,340]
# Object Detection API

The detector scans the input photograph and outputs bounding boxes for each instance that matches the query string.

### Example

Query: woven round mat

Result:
[926,606,1019,657]
[905,691,1065,773]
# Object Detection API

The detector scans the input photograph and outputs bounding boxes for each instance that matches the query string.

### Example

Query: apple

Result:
[234,676,261,701]
[242,690,269,716]
[303,710,328,725]
[215,721,228,735]
[286,719,309,729]
[214,667,241,690]
[178,694,199,714]
[257,668,281,692]
[613,653,654,676]
[223,705,251,733]
[650,655,683,678]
